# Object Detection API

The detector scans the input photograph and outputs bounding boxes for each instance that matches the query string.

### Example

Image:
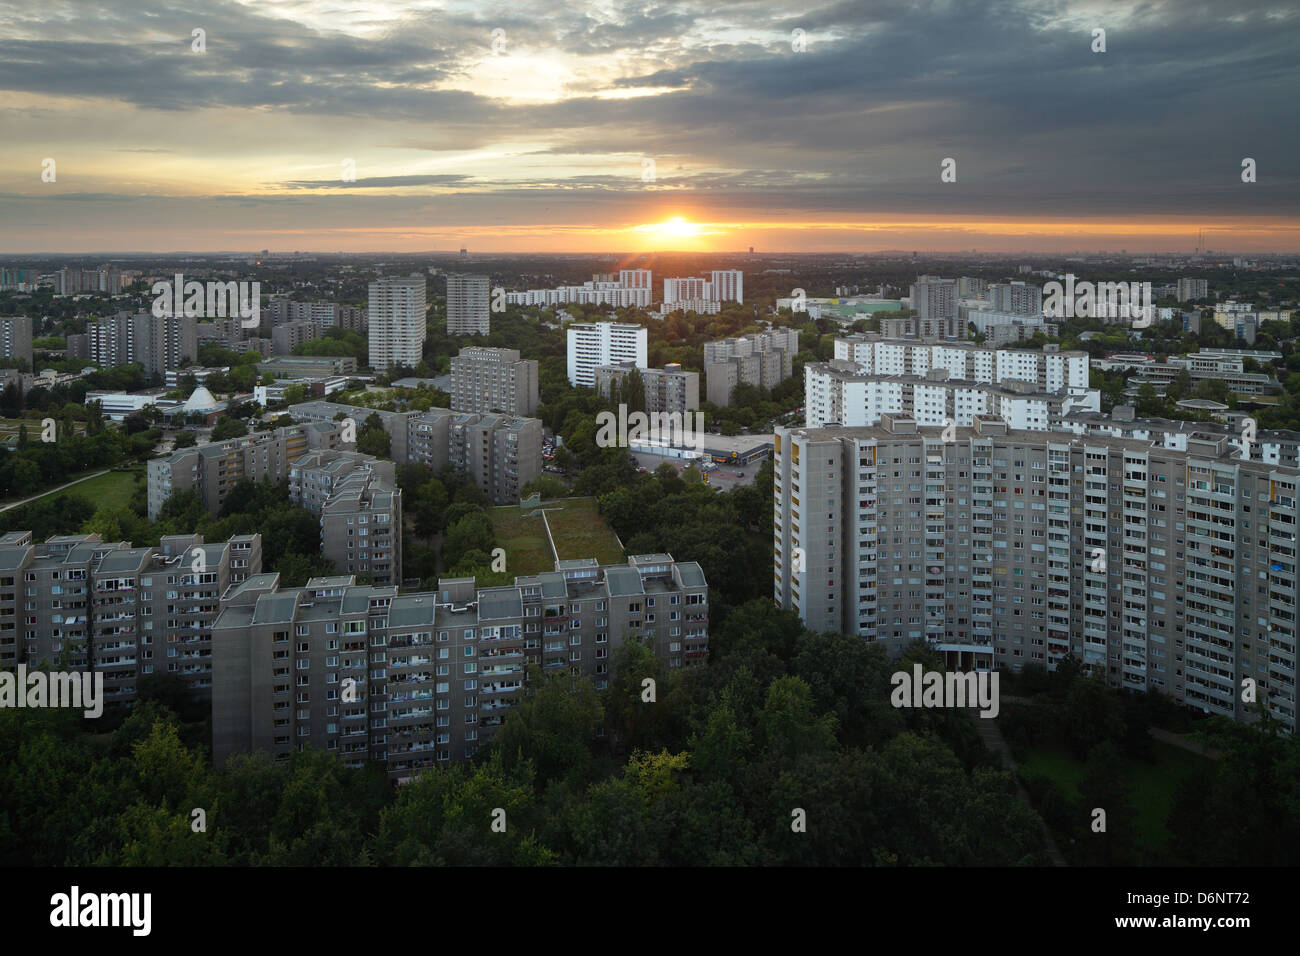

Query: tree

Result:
[172,431,197,449]
[211,415,248,441]
[357,413,391,458]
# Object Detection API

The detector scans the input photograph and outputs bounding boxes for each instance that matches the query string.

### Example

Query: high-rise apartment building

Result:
[212,554,708,777]
[832,335,1090,394]
[1177,278,1209,302]
[449,346,539,416]
[567,322,648,387]
[88,312,197,375]
[0,316,33,368]
[271,320,317,356]
[908,276,962,338]
[987,281,1043,316]
[703,328,800,405]
[594,362,700,414]
[663,277,711,305]
[445,273,490,336]
[710,270,744,303]
[368,274,427,372]
[773,415,1299,732]
[504,272,652,309]
[57,265,123,295]
[147,420,343,518]
[266,299,366,334]
[804,363,1098,429]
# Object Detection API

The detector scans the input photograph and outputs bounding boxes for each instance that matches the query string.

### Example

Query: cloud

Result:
[0,0,1295,250]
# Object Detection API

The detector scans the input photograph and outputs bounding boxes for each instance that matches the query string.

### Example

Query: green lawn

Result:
[1018,747,1086,801]
[542,497,626,565]
[38,468,143,512]
[1019,740,1211,848]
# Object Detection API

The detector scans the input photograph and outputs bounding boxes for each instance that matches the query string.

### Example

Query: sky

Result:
[1,0,1298,254]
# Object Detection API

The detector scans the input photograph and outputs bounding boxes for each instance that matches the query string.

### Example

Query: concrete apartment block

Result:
[271,320,318,356]
[703,328,800,405]
[369,274,427,372]
[0,315,33,368]
[289,400,542,504]
[567,322,648,387]
[594,362,700,414]
[212,555,708,777]
[147,420,342,518]
[289,449,402,585]
[449,346,539,416]
[773,415,1299,732]
[0,531,263,703]
[446,273,490,336]
[88,312,197,375]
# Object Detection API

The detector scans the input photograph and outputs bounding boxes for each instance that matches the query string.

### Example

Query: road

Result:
[0,469,111,514]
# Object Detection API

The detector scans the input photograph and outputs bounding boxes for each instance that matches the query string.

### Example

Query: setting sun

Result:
[640,217,702,239]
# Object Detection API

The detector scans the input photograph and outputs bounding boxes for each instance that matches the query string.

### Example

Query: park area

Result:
[0,465,142,514]
[489,496,625,577]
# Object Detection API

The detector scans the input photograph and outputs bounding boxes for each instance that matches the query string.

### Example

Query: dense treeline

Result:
[1000,661,1300,865]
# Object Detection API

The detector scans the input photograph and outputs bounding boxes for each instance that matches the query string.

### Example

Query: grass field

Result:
[22,468,143,513]
[543,497,625,565]
[489,497,624,576]
[489,506,554,576]
[1019,740,1210,847]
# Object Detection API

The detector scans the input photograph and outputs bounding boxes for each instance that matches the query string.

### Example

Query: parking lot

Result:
[629,451,760,487]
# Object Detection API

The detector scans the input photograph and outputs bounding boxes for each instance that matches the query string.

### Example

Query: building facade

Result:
[773,415,1298,732]
[0,531,262,703]
[446,273,490,336]
[449,346,539,417]
[88,312,197,375]
[289,400,542,504]
[289,450,402,586]
[703,328,800,406]
[567,322,648,387]
[368,274,427,372]
[147,420,343,518]
[212,554,708,778]
[0,316,33,368]
[594,362,700,414]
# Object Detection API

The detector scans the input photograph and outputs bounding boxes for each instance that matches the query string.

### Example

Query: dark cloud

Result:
[1,0,1296,246]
